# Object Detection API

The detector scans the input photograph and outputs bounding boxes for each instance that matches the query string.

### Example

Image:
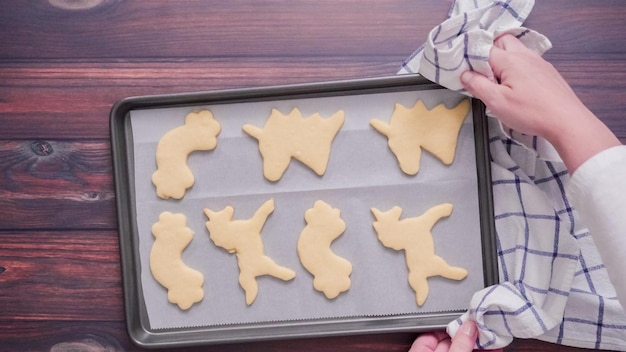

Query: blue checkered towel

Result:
[399,0,626,349]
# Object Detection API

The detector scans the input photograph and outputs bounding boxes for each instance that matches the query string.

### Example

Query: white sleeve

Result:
[568,145,626,305]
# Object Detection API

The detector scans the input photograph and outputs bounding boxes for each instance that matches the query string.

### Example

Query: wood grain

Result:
[0,0,624,351]
[0,1,624,59]
[0,231,123,321]
[0,140,115,229]
[0,1,447,59]
[529,0,626,55]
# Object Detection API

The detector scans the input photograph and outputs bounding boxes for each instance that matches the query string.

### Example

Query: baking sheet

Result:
[128,87,486,330]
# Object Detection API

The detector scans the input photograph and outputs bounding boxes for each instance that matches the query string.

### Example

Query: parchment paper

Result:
[129,88,486,330]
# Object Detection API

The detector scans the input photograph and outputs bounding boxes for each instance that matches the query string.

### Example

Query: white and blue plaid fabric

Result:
[399,0,626,349]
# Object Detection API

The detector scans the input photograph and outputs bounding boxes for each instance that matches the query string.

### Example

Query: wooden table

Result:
[1,1,624,351]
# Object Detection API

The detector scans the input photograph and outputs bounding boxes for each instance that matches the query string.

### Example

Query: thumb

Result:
[449,320,478,352]
[460,71,504,107]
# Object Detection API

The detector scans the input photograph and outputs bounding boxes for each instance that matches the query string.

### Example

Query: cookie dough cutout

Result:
[203,199,296,305]
[298,201,352,299]
[243,108,345,182]
[370,99,470,175]
[150,211,204,310]
[152,110,221,200]
[371,203,468,306]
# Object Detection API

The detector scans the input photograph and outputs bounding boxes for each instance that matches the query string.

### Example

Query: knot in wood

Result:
[83,192,101,201]
[0,266,5,275]
[30,141,54,156]
[48,0,105,10]
[50,335,124,352]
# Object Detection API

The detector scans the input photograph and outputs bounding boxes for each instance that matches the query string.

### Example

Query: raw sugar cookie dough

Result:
[150,211,204,310]
[297,200,352,299]
[370,99,470,175]
[371,203,468,306]
[243,108,345,181]
[152,110,221,200]
[203,199,296,305]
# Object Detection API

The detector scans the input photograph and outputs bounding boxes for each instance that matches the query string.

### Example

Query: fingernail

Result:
[461,321,477,337]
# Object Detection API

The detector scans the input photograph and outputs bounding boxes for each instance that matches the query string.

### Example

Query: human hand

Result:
[461,34,620,172]
[460,34,588,140]
[408,320,501,352]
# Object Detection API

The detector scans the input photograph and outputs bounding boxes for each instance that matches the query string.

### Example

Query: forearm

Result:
[542,107,621,174]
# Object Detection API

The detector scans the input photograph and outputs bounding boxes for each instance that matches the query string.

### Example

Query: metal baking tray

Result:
[110,74,496,348]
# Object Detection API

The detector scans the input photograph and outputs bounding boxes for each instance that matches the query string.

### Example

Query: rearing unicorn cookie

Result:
[203,199,296,305]
[371,203,468,306]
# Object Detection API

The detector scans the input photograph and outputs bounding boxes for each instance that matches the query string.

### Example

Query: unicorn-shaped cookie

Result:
[370,99,469,175]
[371,203,468,306]
[204,199,295,305]
[243,108,344,181]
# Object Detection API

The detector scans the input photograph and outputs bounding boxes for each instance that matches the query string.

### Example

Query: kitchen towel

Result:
[399,0,626,349]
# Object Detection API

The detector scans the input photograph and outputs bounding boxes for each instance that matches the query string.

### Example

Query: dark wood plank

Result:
[0,321,134,352]
[0,0,448,59]
[551,60,626,139]
[530,0,626,56]
[0,140,115,230]
[0,231,123,321]
[1,1,624,60]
